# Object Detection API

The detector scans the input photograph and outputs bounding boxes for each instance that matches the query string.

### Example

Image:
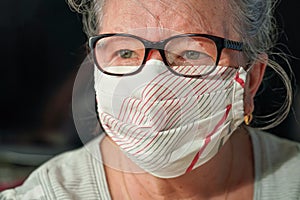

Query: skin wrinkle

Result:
[102,0,229,37]
[130,0,234,39]
[100,0,242,56]
[98,0,263,199]
[63,0,292,197]
[103,130,253,199]
[132,0,164,29]
[142,0,214,35]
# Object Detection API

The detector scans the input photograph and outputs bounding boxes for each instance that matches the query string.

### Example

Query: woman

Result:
[1,0,300,199]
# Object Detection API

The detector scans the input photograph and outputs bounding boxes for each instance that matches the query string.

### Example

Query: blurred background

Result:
[0,0,300,191]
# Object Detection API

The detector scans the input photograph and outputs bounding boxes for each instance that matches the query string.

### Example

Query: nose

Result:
[146,49,164,61]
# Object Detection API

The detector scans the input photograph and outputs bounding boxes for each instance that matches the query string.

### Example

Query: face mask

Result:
[94,59,246,178]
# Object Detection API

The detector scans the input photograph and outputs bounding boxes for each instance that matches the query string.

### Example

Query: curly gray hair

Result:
[67,0,293,130]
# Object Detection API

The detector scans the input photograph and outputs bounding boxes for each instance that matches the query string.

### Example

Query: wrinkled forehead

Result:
[101,0,235,40]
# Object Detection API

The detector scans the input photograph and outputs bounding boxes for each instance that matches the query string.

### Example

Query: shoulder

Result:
[248,127,300,199]
[0,135,108,200]
[249,127,300,167]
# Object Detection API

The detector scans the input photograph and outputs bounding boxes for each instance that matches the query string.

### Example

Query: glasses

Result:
[89,33,243,78]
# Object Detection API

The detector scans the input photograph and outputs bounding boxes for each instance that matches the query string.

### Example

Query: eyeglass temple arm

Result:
[224,39,243,51]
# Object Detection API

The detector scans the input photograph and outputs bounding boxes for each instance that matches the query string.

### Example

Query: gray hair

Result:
[230,0,293,129]
[67,0,293,130]
[67,0,104,37]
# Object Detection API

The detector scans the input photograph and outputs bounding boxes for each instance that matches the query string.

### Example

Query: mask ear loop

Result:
[234,66,252,126]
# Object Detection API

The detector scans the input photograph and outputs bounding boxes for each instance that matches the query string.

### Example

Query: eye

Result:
[182,50,201,60]
[118,49,135,58]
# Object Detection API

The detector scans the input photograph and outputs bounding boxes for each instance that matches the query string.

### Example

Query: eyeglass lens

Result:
[94,35,218,76]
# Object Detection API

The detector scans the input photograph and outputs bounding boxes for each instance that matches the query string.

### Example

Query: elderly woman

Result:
[1,0,300,199]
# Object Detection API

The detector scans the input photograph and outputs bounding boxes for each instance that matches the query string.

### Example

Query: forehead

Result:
[101,0,234,39]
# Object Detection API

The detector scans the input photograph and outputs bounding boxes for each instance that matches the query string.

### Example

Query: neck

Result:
[101,126,254,200]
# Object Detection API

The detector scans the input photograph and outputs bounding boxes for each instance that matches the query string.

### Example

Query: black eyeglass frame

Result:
[89,33,244,77]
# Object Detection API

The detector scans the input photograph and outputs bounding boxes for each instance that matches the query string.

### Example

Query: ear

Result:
[244,54,267,116]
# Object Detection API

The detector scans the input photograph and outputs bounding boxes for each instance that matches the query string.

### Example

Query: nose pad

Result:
[146,49,164,61]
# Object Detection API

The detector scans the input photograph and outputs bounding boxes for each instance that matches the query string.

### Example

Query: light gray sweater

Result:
[1,128,300,200]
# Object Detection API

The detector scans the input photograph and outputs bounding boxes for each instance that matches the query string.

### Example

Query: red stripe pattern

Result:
[95,60,246,177]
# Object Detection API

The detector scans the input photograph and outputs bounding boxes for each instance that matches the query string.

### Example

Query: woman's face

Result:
[99,0,264,115]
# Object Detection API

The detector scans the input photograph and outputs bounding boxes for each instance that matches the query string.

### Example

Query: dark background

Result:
[1,1,86,149]
[0,0,299,189]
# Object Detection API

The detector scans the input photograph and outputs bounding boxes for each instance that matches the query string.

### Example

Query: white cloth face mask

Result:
[94,59,246,178]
